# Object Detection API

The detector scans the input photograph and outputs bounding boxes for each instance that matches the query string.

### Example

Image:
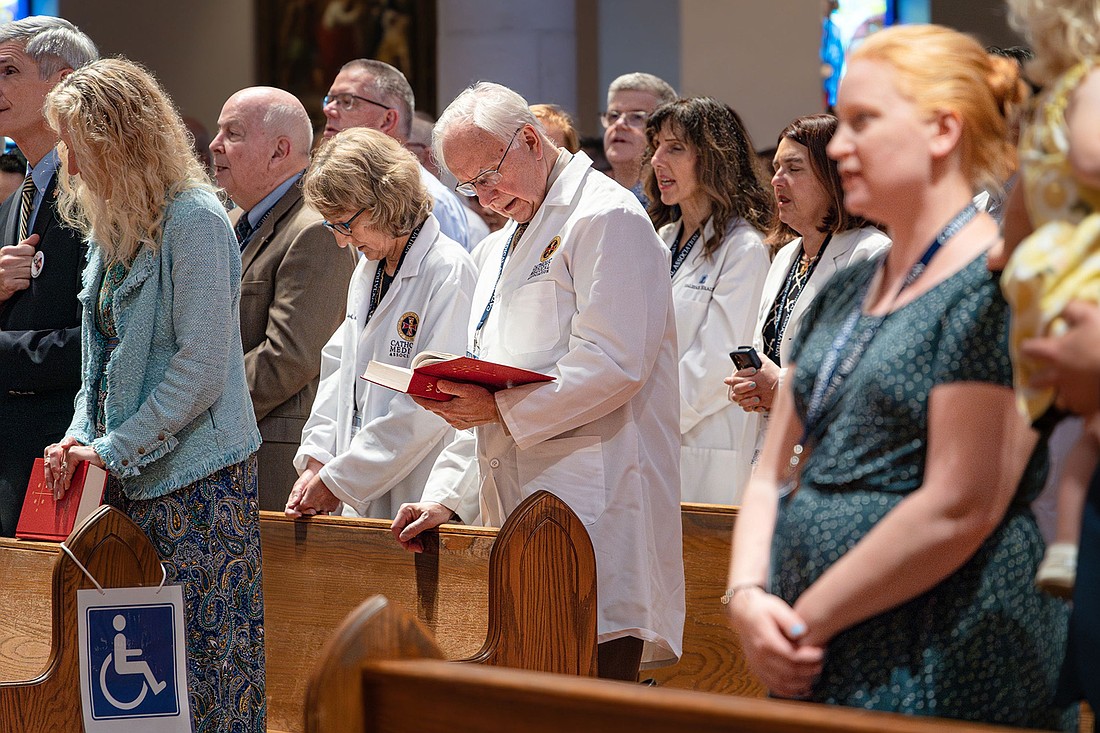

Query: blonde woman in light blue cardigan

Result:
[41,59,266,733]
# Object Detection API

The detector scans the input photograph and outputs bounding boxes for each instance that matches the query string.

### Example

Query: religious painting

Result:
[257,0,438,124]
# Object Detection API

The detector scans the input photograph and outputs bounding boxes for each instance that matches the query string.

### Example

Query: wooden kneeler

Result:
[306,490,598,733]
[0,506,164,732]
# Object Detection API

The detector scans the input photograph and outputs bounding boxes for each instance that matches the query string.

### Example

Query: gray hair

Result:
[432,81,544,176]
[0,16,98,78]
[262,101,313,160]
[340,58,415,140]
[607,72,677,105]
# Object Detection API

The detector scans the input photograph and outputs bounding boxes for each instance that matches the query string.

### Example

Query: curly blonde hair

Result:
[44,57,214,265]
[850,25,1028,194]
[1008,0,1100,85]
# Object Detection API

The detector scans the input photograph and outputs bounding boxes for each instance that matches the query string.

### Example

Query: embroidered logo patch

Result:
[397,312,419,341]
[540,236,561,262]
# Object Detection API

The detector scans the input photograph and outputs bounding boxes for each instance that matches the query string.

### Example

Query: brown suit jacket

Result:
[236,181,357,503]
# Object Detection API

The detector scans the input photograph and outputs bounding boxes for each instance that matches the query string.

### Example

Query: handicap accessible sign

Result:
[78,585,191,732]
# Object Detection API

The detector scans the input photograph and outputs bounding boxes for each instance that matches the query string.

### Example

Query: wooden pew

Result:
[0,491,596,733]
[648,502,761,694]
[0,500,762,731]
[309,594,1054,733]
[305,491,596,733]
[6,501,1081,732]
[262,490,597,732]
[0,506,164,732]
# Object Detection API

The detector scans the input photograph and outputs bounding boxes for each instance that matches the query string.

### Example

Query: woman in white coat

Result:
[286,127,477,519]
[726,114,889,460]
[645,98,773,504]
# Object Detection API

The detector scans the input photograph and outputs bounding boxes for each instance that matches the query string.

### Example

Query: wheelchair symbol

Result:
[98,614,167,710]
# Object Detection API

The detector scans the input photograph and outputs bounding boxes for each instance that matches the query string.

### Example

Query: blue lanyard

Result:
[670,225,701,277]
[364,220,424,325]
[471,221,528,358]
[789,203,977,471]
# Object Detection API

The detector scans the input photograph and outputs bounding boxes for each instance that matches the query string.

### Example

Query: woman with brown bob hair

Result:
[287,127,478,521]
[726,114,889,457]
[643,96,771,503]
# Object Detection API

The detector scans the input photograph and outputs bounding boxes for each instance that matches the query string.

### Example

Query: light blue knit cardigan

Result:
[67,187,261,499]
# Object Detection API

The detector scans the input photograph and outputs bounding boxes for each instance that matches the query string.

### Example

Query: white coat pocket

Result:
[503,281,558,353]
[517,435,606,525]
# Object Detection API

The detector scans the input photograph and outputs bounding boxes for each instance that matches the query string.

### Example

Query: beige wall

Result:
[59,0,255,134]
[50,0,1024,156]
[680,0,821,149]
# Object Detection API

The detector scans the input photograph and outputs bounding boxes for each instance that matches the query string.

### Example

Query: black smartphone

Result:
[729,346,762,371]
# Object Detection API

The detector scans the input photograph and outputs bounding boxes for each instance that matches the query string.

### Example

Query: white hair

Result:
[431,81,545,175]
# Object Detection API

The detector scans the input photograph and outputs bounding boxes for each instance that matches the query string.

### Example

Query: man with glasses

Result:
[322,59,472,249]
[392,82,685,683]
[211,86,356,510]
[602,72,677,205]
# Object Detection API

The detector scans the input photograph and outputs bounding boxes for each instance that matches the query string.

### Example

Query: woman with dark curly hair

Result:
[644,97,772,503]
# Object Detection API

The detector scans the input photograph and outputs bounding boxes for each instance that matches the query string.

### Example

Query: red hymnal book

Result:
[16,458,107,541]
[361,351,554,402]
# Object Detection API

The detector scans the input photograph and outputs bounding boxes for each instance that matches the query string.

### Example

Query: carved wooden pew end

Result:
[0,506,163,732]
[305,490,598,733]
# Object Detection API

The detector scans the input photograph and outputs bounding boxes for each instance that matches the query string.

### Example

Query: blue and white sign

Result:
[78,585,191,733]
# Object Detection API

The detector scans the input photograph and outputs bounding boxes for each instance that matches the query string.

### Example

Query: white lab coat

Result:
[658,217,770,505]
[423,151,685,666]
[750,225,890,461]
[294,215,478,519]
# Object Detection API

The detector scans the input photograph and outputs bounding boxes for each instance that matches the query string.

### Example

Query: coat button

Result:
[137,447,145,455]
[157,433,166,441]
[121,459,129,467]
[489,458,500,468]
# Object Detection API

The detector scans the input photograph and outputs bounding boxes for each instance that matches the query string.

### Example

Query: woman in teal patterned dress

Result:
[726,25,1073,728]
[40,59,266,732]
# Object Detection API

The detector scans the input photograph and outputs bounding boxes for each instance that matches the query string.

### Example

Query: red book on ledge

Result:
[16,458,107,542]
[361,351,554,402]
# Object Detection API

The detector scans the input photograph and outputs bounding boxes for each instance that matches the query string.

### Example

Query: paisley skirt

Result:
[105,456,267,733]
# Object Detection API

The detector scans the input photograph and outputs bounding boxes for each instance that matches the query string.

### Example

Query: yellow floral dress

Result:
[1002,58,1100,419]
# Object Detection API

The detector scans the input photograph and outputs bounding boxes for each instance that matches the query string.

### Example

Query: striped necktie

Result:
[18,172,35,241]
[234,213,254,247]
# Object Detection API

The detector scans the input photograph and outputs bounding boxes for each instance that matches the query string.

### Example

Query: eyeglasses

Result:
[322,208,367,235]
[322,93,393,112]
[454,127,522,197]
[600,110,649,129]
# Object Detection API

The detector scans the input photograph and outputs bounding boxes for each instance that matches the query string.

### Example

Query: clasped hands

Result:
[42,436,105,500]
[725,587,826,698]
[285,457,342,517]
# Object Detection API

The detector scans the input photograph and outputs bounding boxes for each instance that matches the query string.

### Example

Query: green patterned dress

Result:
[775,254,1073,728]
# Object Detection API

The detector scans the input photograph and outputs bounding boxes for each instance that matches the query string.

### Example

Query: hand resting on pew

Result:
[285,457,342,517]
[391,501,454,552]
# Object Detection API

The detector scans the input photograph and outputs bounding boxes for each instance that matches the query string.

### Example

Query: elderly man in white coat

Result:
[391,82,685,681]
[286,128,477,520]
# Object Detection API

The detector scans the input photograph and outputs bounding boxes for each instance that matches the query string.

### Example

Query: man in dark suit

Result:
[211,86,356,510]
[0,17,97,535]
